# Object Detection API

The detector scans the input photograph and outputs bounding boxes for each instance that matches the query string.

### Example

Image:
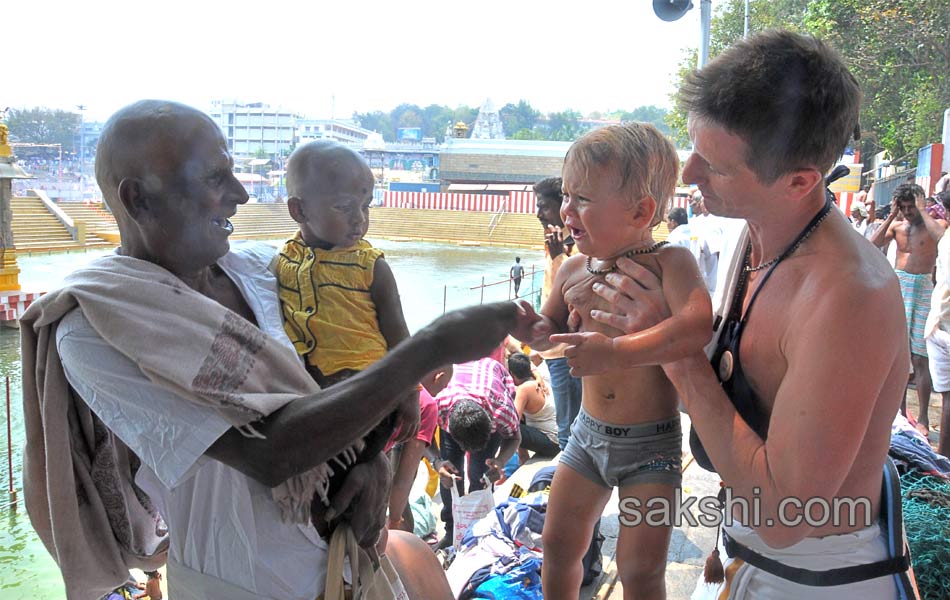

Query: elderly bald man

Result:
[22,99,515,600]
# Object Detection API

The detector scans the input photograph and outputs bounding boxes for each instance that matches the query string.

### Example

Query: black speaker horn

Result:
[653,0,693,21]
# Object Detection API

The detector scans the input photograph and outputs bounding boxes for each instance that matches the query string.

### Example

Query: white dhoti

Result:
[691,522,900,600]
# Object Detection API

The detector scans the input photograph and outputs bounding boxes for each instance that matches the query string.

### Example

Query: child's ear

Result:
[287,197,307,224]
[630,196,658,228]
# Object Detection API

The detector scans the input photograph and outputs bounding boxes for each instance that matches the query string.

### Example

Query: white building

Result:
[296,119,376,148]
[209,101,295,159]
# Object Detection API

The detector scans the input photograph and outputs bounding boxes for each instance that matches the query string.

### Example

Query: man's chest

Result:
[729,285,792,410]
[897,223,936,256]
[209,268,258,325]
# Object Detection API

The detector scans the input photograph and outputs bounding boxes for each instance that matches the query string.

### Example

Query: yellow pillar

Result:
[0,124,22,291]
[0,247,19,292]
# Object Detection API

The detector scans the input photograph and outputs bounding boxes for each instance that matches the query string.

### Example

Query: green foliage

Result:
[617,105,672,136]
[666,0,949,166]
[356,100,676,144]
[6,107,80,152]
[500,100,541,136]
[545,110,583,141]
[355,103,480,143]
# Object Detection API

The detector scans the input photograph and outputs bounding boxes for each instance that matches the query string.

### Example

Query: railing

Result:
[466,263,541,308]
[30,189,86,244]
[5,376,17,513]
[487,199,509,237]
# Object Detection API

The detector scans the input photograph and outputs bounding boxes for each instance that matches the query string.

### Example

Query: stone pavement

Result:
[422,414,721,600]
[424,387,944,599]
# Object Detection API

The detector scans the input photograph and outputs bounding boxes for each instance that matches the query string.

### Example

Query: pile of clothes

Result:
[889,414,950,600]
[445,467,602,599]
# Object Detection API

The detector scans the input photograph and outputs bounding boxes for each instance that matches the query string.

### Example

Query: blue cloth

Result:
[546,357,582,450]
[889,430,950,477]
[504,453,520,478]
[473,556,543,599]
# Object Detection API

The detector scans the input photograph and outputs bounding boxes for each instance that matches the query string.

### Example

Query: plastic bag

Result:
[451,485,495,549]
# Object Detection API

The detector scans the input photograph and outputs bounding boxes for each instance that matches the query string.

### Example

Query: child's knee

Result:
[618,556,666,590]
[542,525,590,561]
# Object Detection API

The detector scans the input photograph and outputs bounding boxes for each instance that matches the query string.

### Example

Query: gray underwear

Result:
[559,408,682,488]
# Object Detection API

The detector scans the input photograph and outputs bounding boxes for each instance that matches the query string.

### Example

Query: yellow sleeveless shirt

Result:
[276,234,387,376]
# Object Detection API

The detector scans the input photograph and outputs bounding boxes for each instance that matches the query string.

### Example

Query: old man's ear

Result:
[116,178,150,219]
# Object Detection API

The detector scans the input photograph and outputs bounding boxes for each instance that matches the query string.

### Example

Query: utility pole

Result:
[698,0,712,68]
[743,0,749,38]
[76,104,86,200]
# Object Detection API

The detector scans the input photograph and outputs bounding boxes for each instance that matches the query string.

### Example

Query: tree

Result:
[803,0,949,162]
[545,110,583,141]
[354,110,395,141]
[6,107,81,152]
[665,0,949,165]
[618,105,671,136]
[500,100,541,138]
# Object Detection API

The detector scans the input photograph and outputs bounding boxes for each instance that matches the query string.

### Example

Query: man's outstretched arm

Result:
[207,302,518,487]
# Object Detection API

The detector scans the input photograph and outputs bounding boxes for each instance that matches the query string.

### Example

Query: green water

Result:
[1,238,543,598]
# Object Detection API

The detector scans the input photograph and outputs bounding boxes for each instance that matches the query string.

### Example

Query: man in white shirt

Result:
[925,189,950,456]
[687,191,724,293]
[22,100,515,600]
[666,207,716,293]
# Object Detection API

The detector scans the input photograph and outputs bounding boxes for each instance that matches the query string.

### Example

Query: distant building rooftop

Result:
[441,138,572,158]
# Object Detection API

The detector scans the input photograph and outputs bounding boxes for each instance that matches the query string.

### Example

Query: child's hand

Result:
[549,331,617,376]
[392,390,421,444]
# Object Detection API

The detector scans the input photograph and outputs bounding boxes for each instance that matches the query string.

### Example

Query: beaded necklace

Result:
[585,241,668,275]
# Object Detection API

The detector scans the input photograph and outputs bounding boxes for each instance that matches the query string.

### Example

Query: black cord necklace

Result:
[744,200,833,272]
[585,241,668,275]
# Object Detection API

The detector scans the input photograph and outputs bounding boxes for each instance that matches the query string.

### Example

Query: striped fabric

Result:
[897,269,933,357]
[436,357,519,437]
[382,190,691,214]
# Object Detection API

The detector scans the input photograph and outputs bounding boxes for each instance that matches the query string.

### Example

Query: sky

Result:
[6,0,700,123]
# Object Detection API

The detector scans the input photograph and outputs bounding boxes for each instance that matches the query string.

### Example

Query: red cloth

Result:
[384,386,439,452]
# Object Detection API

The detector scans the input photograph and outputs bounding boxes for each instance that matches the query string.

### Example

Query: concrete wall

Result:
[440,153,565,184]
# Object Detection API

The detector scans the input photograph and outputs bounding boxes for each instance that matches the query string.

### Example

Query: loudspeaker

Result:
[653,0,693,21]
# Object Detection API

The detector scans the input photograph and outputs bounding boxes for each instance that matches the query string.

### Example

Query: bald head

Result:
[96,100,221,215]
[285,141,369,198]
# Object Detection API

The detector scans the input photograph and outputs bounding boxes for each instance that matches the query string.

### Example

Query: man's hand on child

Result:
[549,331,617,377]
[589,257,669,333]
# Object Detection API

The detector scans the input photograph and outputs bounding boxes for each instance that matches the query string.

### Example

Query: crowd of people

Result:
[20,28,939,600]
